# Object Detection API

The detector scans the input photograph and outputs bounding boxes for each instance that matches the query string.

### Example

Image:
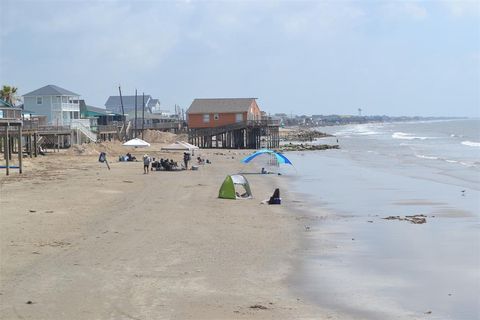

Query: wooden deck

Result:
[188,120,280,149]
[0,107,24,175]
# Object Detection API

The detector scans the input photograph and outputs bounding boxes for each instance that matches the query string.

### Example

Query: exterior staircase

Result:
[70,120,97,142]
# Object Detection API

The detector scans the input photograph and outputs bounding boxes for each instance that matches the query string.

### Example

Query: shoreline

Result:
[281,122,480,320]
[0,145,327,319]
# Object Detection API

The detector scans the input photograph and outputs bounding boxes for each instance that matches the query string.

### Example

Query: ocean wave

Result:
[414,155,475,167]
[461,141,480,147]
[334,129,379,136]
[415,154,438,160]
[392,132,432,140]
[460,161,476,167]
[445,159,458,163]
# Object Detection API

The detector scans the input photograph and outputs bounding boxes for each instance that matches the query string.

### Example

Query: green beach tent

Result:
[218,174,252,200]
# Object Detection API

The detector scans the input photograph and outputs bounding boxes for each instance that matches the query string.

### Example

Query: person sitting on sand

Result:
[268,188,281,204]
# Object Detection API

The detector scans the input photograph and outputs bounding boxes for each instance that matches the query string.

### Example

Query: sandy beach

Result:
[0,143,326,319]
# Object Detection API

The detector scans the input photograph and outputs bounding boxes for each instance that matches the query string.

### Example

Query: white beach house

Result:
[23,84,84,126]
[23,84,96,141]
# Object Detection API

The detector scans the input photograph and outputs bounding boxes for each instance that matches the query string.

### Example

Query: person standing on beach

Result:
[183,152,190,170]
[143,154,151,174]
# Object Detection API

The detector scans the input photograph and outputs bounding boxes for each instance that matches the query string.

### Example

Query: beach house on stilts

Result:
[23,85,97,144]
[187,98,280,149]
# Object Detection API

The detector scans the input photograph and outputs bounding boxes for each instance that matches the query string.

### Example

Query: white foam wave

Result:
[334,127,379,136]
[461,141,480,147]
[414,155,473,167]
[392,132,431,140]
[445,159,458,163]
[356,131,379,135]
[415,154,438,160]
[460,161,475,167]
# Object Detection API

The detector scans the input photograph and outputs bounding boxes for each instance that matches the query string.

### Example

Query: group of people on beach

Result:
[152,158,179,171]
[119,153,136,162]
[142,154,190,173]
[107,151,209,174]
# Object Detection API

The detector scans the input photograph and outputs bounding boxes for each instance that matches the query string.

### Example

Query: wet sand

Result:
[0,145,326,319]
[286,150,480,320]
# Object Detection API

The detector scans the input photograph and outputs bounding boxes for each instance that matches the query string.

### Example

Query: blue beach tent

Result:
[241,149,293,165]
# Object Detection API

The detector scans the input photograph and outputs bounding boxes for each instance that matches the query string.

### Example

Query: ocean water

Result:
[284,119,480,320]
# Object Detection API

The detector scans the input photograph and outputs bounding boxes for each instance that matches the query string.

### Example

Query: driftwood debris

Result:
[280,129,331,142]
[383,214,427,224]
[278,143,339,152]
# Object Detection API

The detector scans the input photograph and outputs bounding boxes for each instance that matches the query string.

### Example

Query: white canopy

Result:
[162,141,199,151]
[123,138,151,148]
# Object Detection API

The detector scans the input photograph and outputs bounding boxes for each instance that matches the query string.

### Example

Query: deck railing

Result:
[246,119,280,127]
[96,124,119,133]
[142,122,181,130]
[0,106,22,120]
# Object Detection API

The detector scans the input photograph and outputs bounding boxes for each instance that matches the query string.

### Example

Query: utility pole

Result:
[142,92,145,140]
[118,86,127,141]
[134,89,138,138]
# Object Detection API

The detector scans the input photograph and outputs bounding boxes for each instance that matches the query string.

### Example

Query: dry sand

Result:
[0,143,326,319]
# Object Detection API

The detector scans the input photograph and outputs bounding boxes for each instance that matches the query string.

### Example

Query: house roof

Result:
[0,98,14,108]
[79,100,122,116]
[187,98,257,114]
[147,98,160,107]
[104,95,152,109]
[23,84,80,97]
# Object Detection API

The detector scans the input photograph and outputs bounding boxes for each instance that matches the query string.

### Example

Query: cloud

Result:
[1,1,478,116]
[381,2,428,20]
[441,0,480,17]
[4,1,184,72]
[281,2,365,37]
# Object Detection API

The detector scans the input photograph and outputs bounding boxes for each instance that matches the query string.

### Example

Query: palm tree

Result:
[0,85,18,106]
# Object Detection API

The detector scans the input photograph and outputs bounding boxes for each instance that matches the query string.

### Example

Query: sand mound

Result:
[65,141,126,156]
[143,130,187,143]
[65,131,190,156]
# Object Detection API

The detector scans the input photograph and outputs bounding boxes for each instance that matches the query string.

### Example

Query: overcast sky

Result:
[0,0,478,117]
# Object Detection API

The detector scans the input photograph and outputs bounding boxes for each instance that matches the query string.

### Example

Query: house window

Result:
[62,96,68,103]
[235,113,243,122]
[36,97,42,105]
[214,113,219,120]
[203,114,210,123]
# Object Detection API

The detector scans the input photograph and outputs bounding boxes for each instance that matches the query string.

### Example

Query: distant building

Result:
[147,99,161,113]
[23,84,81,126]
[186,98,262,129]
[104,95,159,114]
[79,100,124,125]
[186,98,279,149]
[0,98,18,119]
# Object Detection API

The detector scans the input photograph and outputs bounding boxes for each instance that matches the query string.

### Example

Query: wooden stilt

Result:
[33,132,38,157]
[18,125,22,174]
[5,126,10,175]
